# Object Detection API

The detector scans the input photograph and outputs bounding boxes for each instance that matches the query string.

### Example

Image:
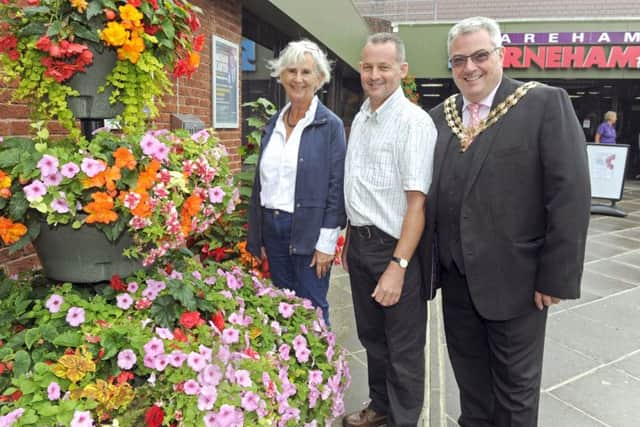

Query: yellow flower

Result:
[101,21,129,47]
[0,171,11,190]
[119,4,143,23]
[117,33,145,64]
[80,379,135,416]
[69,0,88,12]
[51,347,96,383]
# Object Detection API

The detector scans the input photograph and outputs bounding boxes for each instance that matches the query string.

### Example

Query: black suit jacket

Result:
[419,77,591,320]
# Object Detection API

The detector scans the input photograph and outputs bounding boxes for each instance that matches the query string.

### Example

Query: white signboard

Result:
[212,36,239,128]
[587,143,629,200]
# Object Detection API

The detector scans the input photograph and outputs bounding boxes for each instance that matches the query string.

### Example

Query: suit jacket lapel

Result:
[462,77,519,201]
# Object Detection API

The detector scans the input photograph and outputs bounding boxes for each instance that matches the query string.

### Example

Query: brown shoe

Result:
[342,406,387,427]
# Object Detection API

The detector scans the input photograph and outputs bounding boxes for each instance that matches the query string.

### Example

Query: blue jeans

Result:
[262,208,331,325]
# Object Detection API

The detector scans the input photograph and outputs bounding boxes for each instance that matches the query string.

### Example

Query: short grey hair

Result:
[447,16,502,55]
[365,32,406,63]
[604,111,617,121]
[267,39,332,88]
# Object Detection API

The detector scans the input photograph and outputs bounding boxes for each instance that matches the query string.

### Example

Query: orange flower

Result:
[0,216,27,245]
[70,0,88,12]
[134,159,160,193]
[182,194,202,217]
[114,147,137,170]
[84,192,118,224]
[130,191,152,218]
[102,166,122,195]
[117,33,145,64]
[100,21,128,47]
[0,170,11,192]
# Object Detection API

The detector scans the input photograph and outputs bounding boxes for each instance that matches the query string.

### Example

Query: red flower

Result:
[144,24,160,35]
[127,0,141,6]
[244,347,260,360]
[110,274,127,292]
[187,12,200,32]
[211,310,225,332]
[173,328,188,342]
[0,363,5,375]
[144,405,164,427]
[164,263,173,275]
[116,370,135,384]
[179,311,204,329]
[135,298,152,310]
[193,34,205,52]
[148,0,159,9]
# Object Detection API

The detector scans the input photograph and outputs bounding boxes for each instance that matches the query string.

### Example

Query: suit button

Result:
[296,203,301,208]
[292,247,296,253]
[299,157,304,162]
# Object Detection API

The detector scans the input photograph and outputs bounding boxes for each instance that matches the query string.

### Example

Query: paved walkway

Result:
[330,180,640,426]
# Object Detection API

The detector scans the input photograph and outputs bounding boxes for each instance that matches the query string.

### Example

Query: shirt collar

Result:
[274,96,319,135]
[462,81,500,111]
[360,86,404,123]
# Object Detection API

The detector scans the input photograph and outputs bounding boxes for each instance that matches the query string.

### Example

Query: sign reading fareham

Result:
[501,31,640,69]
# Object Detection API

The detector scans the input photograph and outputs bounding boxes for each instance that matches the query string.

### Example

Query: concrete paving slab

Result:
[584,259,640,284]
[541,338,601,390]
[609,249,640,267]
[590,233,640,250]
[585,240,629,259]
[546,310,640,363]
[538,393,608,427]
[611,226,640,241]
[566,288,640,337]
[550,365,640,427]
[579,270,636,297]
[329,305,364,354]
[612,350,640,380]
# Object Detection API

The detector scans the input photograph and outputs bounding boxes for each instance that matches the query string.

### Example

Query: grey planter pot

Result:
[67,48,124,119]
[33,222,142,283]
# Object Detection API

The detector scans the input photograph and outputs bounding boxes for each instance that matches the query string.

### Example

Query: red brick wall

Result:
[0,0,243,275]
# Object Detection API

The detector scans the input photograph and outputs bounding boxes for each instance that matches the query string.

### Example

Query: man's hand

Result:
[310,250,334,278]
[371,262,405,306]
[255,246,267,263]
[534,291,562,311]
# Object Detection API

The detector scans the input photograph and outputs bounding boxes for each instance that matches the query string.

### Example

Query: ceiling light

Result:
[588,91,600,95]
[421,83,444,87]
[576,91,585,95]
[422,94,441,97]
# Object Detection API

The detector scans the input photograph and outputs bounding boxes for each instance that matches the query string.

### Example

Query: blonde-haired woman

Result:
[595,111,617,144]
[247,40,346,325]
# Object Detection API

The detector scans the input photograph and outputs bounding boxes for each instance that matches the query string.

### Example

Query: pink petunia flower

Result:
[167,350,187,368]
[23,180,47,202]
[278,302,295,319]
[42,172,63,187]
[47,382,61,400]
[234,370,252,387]
[70,410,94,427]
[221,328,240,345]
[241,391,260,412]
[292,335,307,352]
[127,281,139,293]
[80,158,106,178]
[197,385,218,411]
[295,347,311,363]
[187,352,206,372]
[117,349,137,370]
[37,154,59,177]
[278,344,291,361]
[50,196,70,213]
[155,327,173,340]
[143,338,165,357]
[60,162,80,178]
[45,294,64,313]
[66,307,85,327]
[208,186,225,203]
[116,293,133,310]
[183,379,201,395]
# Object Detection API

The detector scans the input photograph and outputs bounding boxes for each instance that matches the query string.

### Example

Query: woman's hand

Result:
[310,250,334,278]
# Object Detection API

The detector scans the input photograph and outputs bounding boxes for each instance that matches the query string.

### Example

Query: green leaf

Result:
[52,331,82,347]
[24,328,41,350]
[0,148,21,168]
[40,323,58,342]
[18,22,47,37]
[23,6,50,15]
[150,296,179,327]
[168,282,196,311]
[46,21,63,37]
[86,1,103,19]
[13,350,31,377]
[71,23,101,43]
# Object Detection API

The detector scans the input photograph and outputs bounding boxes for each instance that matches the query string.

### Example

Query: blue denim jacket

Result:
[247,101,347,257]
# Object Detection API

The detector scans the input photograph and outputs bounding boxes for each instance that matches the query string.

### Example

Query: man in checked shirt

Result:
[341,33,437,427]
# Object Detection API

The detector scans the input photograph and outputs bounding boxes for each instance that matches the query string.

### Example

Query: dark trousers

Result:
[441,265,547,427]
[262,208,330,325]
[347,225,427,427]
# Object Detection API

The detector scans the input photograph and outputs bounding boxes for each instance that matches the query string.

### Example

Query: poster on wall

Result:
[587,143,629,200]
[212,36,239,128]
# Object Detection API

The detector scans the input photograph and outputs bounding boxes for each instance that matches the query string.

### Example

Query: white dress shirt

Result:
[259,96,339,255]
[344,87,437,239]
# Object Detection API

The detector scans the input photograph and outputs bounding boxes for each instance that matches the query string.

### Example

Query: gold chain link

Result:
[444,81,540,152]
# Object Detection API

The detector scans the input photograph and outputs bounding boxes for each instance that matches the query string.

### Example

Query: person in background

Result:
[421,16,590,427]
[247,40,347,326]
[595,110,617,144]
[342,32,437,427]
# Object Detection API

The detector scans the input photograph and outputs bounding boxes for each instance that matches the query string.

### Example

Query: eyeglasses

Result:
[449,47,501,69]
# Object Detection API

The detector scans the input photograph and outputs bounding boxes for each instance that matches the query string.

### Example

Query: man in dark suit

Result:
[421,16,591,427]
